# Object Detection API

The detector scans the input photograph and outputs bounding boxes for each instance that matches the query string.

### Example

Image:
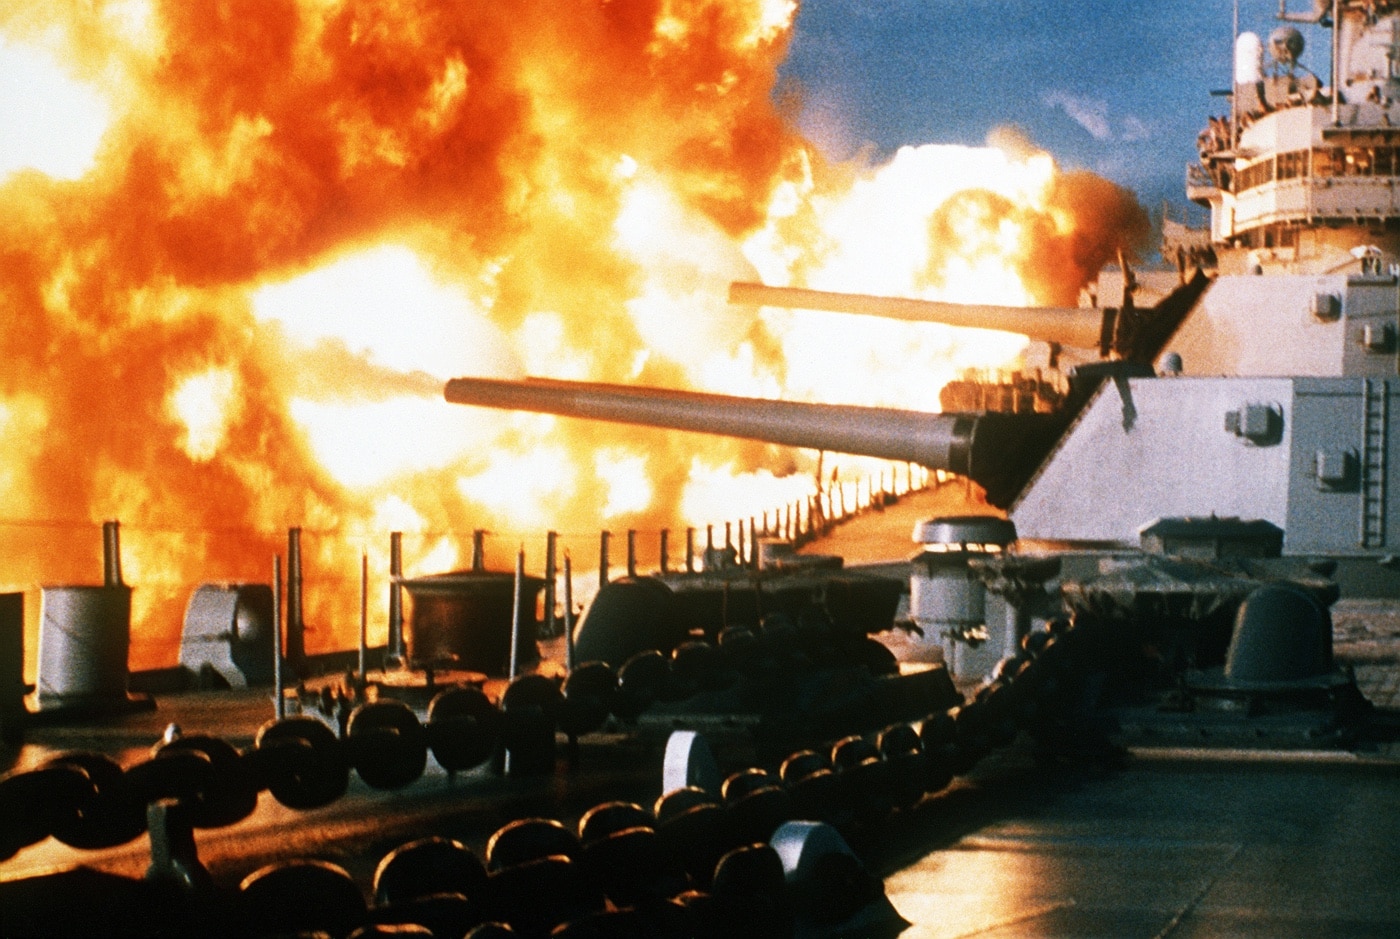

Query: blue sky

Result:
[780,1,1330,219]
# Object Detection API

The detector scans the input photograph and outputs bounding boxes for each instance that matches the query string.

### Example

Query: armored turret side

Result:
[1010,372,1400,555]
[1159,271,1400,378]
[1286,377,1400,554]
[1009,377,1297,546]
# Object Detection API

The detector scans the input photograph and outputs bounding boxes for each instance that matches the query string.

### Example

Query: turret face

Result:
[1159,270,1400,378]
[1191,2,1400,276]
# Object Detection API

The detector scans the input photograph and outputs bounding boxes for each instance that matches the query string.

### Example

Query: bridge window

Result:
[1237,158,1276,192]
[1234,146,1400,192]
[1277,150,1308,180]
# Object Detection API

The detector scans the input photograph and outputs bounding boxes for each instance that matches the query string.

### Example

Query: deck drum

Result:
[36,584,132,707]
[401,570,546,676]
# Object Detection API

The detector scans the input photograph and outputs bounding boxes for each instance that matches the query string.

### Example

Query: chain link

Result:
[0,619,1097,862]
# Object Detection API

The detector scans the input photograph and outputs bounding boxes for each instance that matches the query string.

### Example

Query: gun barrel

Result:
[444,376,976,473]
[729,281,1108,350]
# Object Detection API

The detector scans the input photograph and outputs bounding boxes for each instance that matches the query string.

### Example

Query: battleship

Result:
[6,1,1400,936]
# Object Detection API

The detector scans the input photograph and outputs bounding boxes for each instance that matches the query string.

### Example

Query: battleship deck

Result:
[4,689,1399,938]
[809,488,1400,936]
[5,486,1400,936]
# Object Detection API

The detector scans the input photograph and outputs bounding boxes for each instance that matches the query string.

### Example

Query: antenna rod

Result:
[1333,0,1341,127]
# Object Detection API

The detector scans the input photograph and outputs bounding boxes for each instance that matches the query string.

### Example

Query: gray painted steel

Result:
[36,584,132,706]
[1010,373,1400,553]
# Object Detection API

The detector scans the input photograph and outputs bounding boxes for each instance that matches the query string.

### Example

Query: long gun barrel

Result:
[443,375,1057,503]
[445,376,977,471]
[729,281,1111,351]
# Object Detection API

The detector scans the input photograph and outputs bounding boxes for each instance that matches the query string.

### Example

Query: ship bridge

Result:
[1192,2,1400,274]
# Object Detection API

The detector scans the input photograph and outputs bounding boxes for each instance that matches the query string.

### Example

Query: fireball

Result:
[0,1,1145,671]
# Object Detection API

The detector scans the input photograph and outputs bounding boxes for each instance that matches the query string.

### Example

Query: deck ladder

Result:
[1361,378,1389,548]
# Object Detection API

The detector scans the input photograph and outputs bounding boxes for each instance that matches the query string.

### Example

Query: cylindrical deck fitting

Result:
[37,584,133,708]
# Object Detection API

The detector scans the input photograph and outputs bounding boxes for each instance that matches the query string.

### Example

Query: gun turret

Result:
[443,376,1064,505]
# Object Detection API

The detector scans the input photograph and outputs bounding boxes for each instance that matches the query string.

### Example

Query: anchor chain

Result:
[0,614,1112,867]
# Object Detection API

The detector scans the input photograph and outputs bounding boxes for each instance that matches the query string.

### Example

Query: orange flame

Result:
[0,2,1146,670]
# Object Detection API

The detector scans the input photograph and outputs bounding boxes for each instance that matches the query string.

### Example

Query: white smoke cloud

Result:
[1043,91,1112,140]
[1043,90,1153,145]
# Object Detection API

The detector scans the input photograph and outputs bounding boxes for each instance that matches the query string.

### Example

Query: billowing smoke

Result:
[0,2,1149,667]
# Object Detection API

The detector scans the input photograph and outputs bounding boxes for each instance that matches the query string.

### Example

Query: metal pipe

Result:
[660,529,670,574]
[626,530,637,578]
[599,530,610,589]
[728,281,1106,349]
[471,530,486,572]
[272,554,284,720]
[509,548,524,679]
[545,531,557,638]
[1332,0,1341,127]
[286,528,305,673]
[444,376,979,472]
[685,527,695,573]
[358,552,368,687]
[563,552,575,673]
[102,520,122,587]
[388,532,404,663]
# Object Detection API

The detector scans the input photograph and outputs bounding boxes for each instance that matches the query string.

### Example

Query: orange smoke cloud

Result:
[0,1,1147,670]
[0,0,804,667]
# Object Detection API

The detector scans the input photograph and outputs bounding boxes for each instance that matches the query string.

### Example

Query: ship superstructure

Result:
[1193,1,1400,276]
